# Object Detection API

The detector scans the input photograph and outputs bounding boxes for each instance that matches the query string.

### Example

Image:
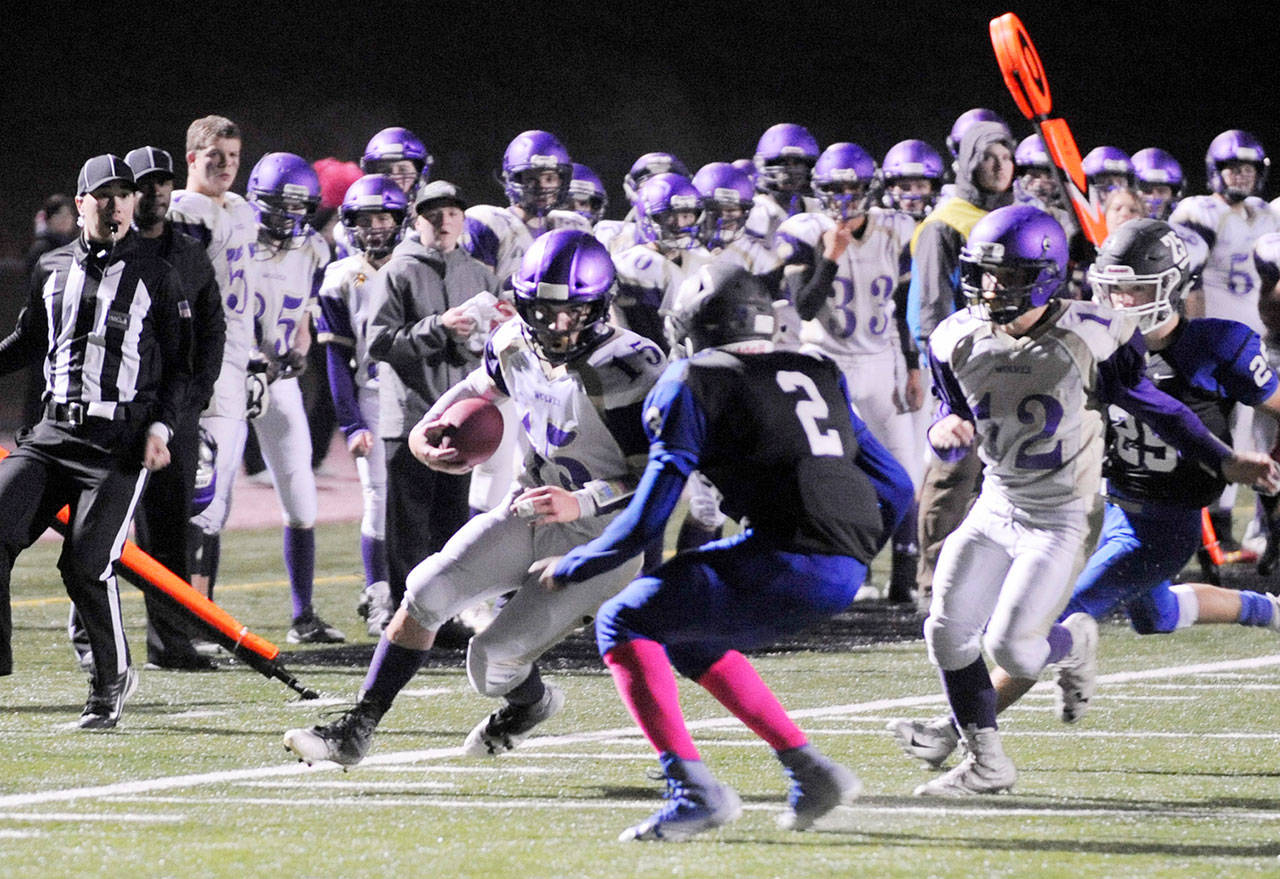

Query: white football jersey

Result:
[745,191,821,248]
[317,253,386,391]
[1170,195,1280,333]
[613,243,714,318]
[478,321,666,491]
[169,189,259,417]
[711,234,782,277]
[254,230,329,357]
[774,208,915,359]
[463,204,533,281]
[929,299,1139,509]
[595,219,639,255]
[543,210,594,234]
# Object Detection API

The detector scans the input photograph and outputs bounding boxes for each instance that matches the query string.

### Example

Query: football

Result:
[436,397,504,466]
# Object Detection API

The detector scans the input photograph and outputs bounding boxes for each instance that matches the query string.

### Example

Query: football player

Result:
[1170,130,1280,549]
[316,174,409,635]
[1081,145,1135,206]
[612,172,712,350]
[772,141,922,602]
[463,130,589,282]
[169,116,259,604]
[597,152,691,256]
[246,152,344,643]
[881,139,944,222]
[890,219,1280,769]
[537,264,913,841]
[332,127,431,260]
[907,204,1275,797]
[690,162,779,276]
[283,230,666,767]
[566,162,608,227]
[1132,147,1185,220]
[745,123,822,247]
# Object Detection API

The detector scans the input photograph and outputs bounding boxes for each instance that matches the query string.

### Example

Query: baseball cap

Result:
[414,180,467,215]
[124,146,176,183]
[77,154,138,195]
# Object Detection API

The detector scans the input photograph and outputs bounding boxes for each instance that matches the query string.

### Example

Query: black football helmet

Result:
[666,263,776,354]
[1088,218,1192,333]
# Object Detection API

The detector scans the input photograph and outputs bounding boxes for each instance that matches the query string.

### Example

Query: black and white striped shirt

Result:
[0,232,192,435]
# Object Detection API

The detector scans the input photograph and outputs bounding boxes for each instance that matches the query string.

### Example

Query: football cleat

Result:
[886,715,961,768]
[462,684,565,756]
[287,610,346,645]
[78,666,139,731]
[620,754,743,842]
[1054,612,1099,724]
[283,703,380,767]
[776,744,862,831]
[356,581,394,637]
[913,726,1016,797]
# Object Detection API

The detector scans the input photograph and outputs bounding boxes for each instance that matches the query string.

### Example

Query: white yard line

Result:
[1,653,1277,811]
[0,811,185,823]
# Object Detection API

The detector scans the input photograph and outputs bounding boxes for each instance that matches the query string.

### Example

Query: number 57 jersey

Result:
[928,300,1144,510]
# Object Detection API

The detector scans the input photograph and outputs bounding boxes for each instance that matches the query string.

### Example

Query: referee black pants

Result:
[0,420,146,681]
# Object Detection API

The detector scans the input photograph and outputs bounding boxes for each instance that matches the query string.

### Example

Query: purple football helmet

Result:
[1131,148,1185,219]
[960,204,1068,324]
[635,172,702,251]
[1082,146,1134,200]
[1206,129,1269,202]
[692,162,755,249]
[567,163,608,225]
[623,152,691,204]
[511,228,616,362]
[1014,134,1063,206]
[881,139,944,219]
[248,152,321,250]
[946,108,1011,158]
[191,426,218,515]
[340,174,409,259]
[361,127,432,193]
[754,123,820,194]
[811,142,877,221]
[502,130,572,216]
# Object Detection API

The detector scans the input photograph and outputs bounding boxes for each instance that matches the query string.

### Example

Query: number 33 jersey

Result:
[1105,317,1277,508]
[928,300,1144,509]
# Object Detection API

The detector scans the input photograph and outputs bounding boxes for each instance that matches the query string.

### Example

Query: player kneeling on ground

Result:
[537,264,914,841]
[283,229,665,766]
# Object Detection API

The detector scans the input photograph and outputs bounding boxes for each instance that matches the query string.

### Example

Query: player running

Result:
[890,218,1280,768]
[903,205,1277,798]
[538,263,913,840]
[283,229,666,766]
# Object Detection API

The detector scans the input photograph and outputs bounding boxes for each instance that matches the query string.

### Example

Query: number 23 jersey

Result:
[1105,317,1277,508]
[928,300,1142,509]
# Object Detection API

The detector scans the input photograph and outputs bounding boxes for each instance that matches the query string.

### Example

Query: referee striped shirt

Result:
[0,232,192,434]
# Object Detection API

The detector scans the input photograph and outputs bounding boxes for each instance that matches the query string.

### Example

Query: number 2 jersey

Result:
[928,299,1233,511]
[1105,317,1277,508]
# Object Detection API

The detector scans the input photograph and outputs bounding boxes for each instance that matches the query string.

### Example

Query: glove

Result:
[245,372,271,420]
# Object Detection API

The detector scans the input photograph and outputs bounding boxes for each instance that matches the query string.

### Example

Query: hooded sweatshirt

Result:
[906,121,1016,352]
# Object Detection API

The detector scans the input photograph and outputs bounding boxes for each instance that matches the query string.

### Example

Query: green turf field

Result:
[3,521,1280,878]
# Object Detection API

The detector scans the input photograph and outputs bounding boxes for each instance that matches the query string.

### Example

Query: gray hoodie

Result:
[908,121,1017,349]
[368,233,497,437]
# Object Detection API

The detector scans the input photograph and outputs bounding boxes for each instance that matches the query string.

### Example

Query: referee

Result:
[0,154,192,729]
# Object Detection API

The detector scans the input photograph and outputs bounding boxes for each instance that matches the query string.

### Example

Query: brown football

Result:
[436,397,504,466]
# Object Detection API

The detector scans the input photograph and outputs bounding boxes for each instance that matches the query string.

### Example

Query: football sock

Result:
[603,639,699,761]
[285,526,316,620]
[696,650,807,752]
[359,637,426,717]
[1237,590,1274,627]
[941,657,998,731]
[203,532,221,596]
[503,663,546,707]
[360,535,388,587]
[1044,623,1072,665]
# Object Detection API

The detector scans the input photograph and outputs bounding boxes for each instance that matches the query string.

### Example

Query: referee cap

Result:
[124,146,176,183]
[77,154,138,195]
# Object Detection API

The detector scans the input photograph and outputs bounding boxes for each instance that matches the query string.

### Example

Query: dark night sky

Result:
[3,2,1277,258]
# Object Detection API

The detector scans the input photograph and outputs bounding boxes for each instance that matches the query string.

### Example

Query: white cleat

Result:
[886,715,961,768]
[463,684,565,756]
[1055,612,1099,724]
[913,726,1016,797]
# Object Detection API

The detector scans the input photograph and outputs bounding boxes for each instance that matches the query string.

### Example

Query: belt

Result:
[43,400,131,426]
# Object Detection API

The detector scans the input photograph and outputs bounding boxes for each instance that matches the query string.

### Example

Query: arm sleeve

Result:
[926,343,975,462]
[325,344,366,438]
[792,258,839,322]
[1099,332,1232,473]
[553,373,703,583]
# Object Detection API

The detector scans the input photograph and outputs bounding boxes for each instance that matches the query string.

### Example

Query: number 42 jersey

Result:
[928,300,1233,511]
